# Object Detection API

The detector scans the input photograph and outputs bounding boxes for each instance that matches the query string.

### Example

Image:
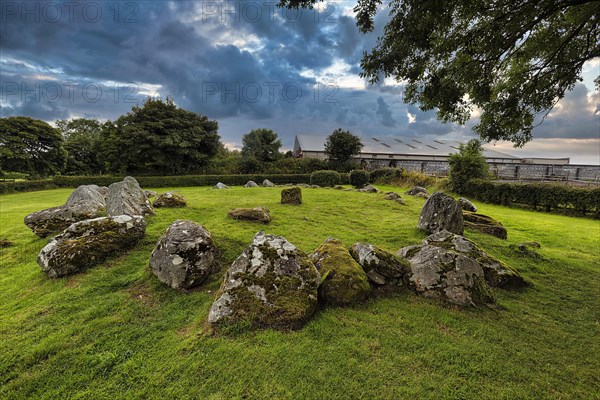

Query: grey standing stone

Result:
[150,220,219,289]
[417,192,464,235]
[106,176,154,217]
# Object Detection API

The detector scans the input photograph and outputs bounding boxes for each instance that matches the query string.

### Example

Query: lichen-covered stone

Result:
[281,187,302,205]
[350,243,410,286]
[405,186,428,196]
[214,182,229,189]
[463,212,507,239]
[228,207,271,223]
[358,185,379,193]
[144,190,157,198]
[150,220,219,289]
[208,231,320,331]
[310,238,371,305]
[25,184,108,237]
[244,181,258,188]
[458,197,477,212]
[66,185,108,209]
[106,176,154,217]
[262,179,275,187]
[37,215,146,278]
[418,192,464,235]
[153,192,187,208]
[397,240,495,308]
[420,230,527,289]
[415,192,430,199]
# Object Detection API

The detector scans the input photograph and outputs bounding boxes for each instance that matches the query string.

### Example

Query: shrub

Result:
[401,170,437,188]
[310,170,341,187]
[448,139,490,193]
[349,170,370,188]
[370,167,404,183]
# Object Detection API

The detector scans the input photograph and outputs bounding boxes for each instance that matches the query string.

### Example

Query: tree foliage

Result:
[56,118,104,175]
[448,139,491,194]
[324,129,363,164]
[241,129,282,162]
[279,0,600,146]
[101,98,221,175]
[0,116,67,178]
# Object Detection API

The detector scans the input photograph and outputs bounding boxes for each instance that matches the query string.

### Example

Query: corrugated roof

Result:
[295,134,519,160]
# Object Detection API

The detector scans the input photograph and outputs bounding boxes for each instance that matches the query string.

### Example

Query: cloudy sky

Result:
[1,1,599,164]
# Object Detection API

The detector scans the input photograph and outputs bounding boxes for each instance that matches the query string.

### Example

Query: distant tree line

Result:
[0,97,364,179]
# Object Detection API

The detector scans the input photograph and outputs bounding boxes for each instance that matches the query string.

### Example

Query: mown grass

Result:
[0,185,599,399]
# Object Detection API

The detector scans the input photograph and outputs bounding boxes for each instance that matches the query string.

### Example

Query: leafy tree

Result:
[324,128,363,164]
[101,97,221,175]
[280,0,600,146]
[0,116,67,178]
[448,139,491,194]
[56,118,104,175]
[241,129,282,162]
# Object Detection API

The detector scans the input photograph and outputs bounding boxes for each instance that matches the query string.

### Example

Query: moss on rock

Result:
[350,242,410,286]
[463,211,507,239]
[208,232,320,332]
[153,192,187,208]
[281,187,302,205]
[227,207,271,224]
[37,215,146,278]
[311,238,371,305]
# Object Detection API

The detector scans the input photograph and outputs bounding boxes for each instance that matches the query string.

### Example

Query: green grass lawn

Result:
[1,186,599,399]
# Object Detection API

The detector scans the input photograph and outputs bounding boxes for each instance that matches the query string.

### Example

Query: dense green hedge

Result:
[463,180,600,216]
[349,170,370,188]
[0,180,57,194]
[1,174,350,194]
[310,170,341,187]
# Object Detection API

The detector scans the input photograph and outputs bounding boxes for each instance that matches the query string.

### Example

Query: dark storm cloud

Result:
[376,96,396,127]
[1,0,597,150]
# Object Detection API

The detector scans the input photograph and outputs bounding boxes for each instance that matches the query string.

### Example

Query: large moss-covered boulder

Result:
[153,192,187,208]
[25,184,108,237]
[418,192,464,235]
[349,243,410,286]
[106,176,153,217]
[228,207,271,224]
[405,230,528,290]
[37,215,146,278]
[208,232,321,331]
[150,220,219,289]
[397,238,495,308]
[310,238,371,305]
[281,187,302,205]
[463,212,507,239]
